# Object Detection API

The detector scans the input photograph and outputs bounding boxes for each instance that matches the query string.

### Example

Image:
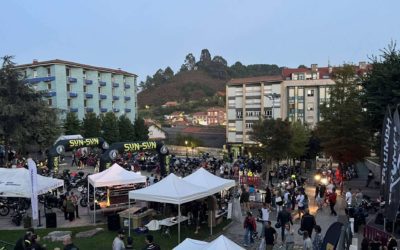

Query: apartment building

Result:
[226,63,369,154]
[226,75,283,155]
[207,107,226,126]
[16,59,138,122]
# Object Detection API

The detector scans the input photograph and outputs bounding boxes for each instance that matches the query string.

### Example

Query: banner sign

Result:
[387,108,400,221]
[381,106,393,206]
[28,158,39,220]
[123,141,157,152]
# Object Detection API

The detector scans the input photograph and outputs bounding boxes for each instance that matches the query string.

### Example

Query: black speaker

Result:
[108,214,120,231]
[45,213,57,228]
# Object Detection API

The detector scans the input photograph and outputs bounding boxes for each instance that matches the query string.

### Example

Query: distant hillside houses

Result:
[164,107,226,127]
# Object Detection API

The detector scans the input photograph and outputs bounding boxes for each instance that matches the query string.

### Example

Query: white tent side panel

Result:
[173,238,207,250]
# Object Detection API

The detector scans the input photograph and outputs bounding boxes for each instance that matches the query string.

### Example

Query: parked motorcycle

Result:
[79,187,106,207]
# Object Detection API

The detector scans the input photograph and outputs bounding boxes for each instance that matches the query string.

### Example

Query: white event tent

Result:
[88,163,147,223]
[173,235,245,250]
[129,173,210,242]
[183,167,235,195]
[0,168,64,198]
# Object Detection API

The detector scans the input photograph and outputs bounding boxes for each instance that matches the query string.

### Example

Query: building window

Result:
[83,70,86,79]
[66,68,70,77]
[98,72,101,80]
[98,87,101,93]
[67,99,71,107]
[236,111,243,119]
[264,108,272,119]
[246,111,253,117]
[33,69,38,78]
[83,86,87,92]
[307,89,314,97]
[254,111,260,117]
[47,83,51,90]
[298,74,305,80]
[66,84,71,92]
[307,103,314,111]
[245,123,253,129]
[98,100,101,108]
[84,100,87,107]
[48,99,52,106]
[47,67,51,77]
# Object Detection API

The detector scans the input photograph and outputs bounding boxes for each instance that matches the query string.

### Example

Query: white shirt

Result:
[261,207,270,221]
[220,166,224,174]
[345,191,352,204]
[296,194,305,207]
[112,237,125,250]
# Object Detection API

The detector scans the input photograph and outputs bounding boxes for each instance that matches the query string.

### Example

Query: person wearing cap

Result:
[14,228,35,250]
[112,230,125,250]
[142,234,160,250]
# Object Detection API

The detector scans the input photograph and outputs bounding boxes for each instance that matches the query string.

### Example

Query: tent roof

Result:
[0,168,64,198]
[173,238,207,250]
[88,163,146,187]
[129,173,209,205]
[183,168,235,195]
[204,235,245,250]
[173,235,244,250]
[54,134,83,144]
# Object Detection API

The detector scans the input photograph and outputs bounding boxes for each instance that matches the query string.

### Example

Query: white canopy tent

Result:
[183,167,235,195]
[173,235,245,250]
[129,173,210,242]
[0,168,64,198]
[87,163,147,223]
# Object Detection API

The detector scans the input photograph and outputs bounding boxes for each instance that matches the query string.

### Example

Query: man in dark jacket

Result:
[300,209,316,238]
[277,206,293,241]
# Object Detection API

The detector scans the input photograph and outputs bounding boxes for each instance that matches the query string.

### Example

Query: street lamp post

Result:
[185,140,188,157]
[266,93,281,119]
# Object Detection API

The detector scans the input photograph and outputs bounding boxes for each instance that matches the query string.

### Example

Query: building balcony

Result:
[85,93,93,99]
[113,96,120,101]
[99,94,107,100]
[99,81,106,86]
[68,77,77,83]
[69,92,78,98]
[125,108,131,113]
[113,108,120,112]
[100,108,108,113]
[46,91,56,97]
[86,107,94,112]
[124,84,131,89]
[124,96,131,101]
[70,108,79,112]
[112,82,119,88]
[85,79,93,85]
[25,76,55,84]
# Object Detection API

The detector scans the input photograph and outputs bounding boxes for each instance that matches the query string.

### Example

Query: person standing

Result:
[303,231,313,250]
[312,225,323,250]
[62,195,69,220]
[277,206,293,242]
[283,223,294,250]
[259,203,270,238]
[386,235,398,250]
[65,196,75,222]
[243,211,256,247]
[300,209,316,238]
[366,170,374,187]
[70,192,80,219]
[296,190,306,219]
[112,230,125,250]
[142,234,160,250]
[264,221,277,250]
[328,188,337,216]
[345,188,352,207]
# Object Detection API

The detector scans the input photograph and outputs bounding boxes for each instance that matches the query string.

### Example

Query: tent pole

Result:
[210,210,212,236]
[178,204,181,244]
[128,198,131,236]
[93,186,96,224]
[87,180,90,222]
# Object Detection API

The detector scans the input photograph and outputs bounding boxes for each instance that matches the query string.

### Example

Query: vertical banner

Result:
[387,108,400,222]
[381,106,393,208]
[28,158,39,220]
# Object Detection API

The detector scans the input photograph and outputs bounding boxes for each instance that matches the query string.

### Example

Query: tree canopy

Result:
[64,112,81,135]
[317,65,370,163]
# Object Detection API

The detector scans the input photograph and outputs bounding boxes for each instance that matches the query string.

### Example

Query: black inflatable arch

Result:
[100,141,169,176]
[47,137,109,172]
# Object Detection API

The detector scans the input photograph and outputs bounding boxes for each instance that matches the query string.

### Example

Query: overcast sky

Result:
[1,0,399,81]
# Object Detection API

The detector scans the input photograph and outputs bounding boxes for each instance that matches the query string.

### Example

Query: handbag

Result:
[274,222,281,228]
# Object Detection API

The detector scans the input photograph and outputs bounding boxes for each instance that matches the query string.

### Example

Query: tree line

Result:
[139,49,281,91]
[64,112,149,144]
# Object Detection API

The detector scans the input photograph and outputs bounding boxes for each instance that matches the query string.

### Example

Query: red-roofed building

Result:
[192,112,208,125]
[207,107,226,126]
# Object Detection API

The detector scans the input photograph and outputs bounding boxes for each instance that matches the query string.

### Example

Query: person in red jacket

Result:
[243,211,256,247]
[328,188,337,216]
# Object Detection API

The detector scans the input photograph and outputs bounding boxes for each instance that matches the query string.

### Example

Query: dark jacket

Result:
[277,210,293,225]
[142,243,160,250]
[301,213,316,232]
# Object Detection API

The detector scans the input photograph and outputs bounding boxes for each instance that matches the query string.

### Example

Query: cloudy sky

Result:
[1,0,399,81]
